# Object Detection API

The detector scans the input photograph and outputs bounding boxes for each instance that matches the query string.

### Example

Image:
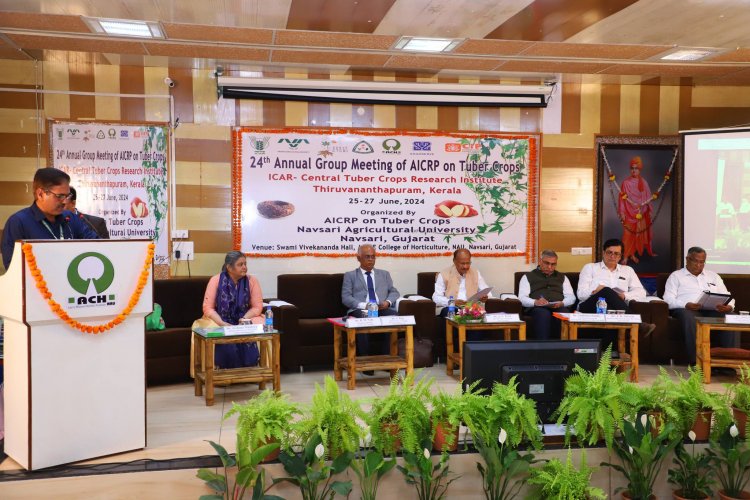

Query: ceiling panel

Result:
[454,39,534,56]
[271,49,391,67]
[385,54,501,71]
[518,41,670,60]
[144,42,269,62]
[162,23,273,44]
[286,0,395,33]
[0,11,89,32]
[497,59,616,75]
[6,33,148,55]
[275,30,397,50]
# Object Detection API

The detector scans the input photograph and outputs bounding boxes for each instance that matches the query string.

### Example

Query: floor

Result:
[0,362,738,499]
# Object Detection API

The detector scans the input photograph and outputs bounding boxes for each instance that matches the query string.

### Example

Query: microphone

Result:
[63,215,72,239]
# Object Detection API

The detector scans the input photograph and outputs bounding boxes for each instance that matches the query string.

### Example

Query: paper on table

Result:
[696,291,732,310]
[467,286,493,302]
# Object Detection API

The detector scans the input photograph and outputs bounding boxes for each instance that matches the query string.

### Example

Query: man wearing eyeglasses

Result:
[663,246,738,365]
[1,167,99,270]
[577,238,656,346]
[341,244,400,358]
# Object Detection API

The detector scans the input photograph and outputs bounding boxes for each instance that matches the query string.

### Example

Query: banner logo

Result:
[382,139,401,154]
[352,140,374,154]
[249,136,271,153]
[413,141,431,151]
[67,252,116,306]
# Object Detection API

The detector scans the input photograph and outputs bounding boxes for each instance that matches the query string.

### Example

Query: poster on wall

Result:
[50,121,170,265]
[233,128,538,259]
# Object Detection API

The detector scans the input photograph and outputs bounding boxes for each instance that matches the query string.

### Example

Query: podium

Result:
[0,239,153,470]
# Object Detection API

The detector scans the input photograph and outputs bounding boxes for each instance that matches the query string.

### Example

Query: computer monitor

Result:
[462,339,602,423]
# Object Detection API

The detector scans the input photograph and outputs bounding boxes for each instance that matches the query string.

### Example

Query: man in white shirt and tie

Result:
[663,246,738,365]
[577,238,655,348]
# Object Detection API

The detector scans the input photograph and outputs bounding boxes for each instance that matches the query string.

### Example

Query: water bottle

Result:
[447,296,456,319]
[596,297,608,314]
[367,300,379,318]
[264,305,274,332]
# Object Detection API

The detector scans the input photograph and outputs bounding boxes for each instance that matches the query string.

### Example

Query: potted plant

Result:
[630,369,674,436]
[368,372,433,455]
[555,347,641,450]
[663,366,732,440]
[602,413,681,500]
[526,448,606,500]
[294,375,366,458]
[275,433,353,500]
[350,432,397,500]
[668,430,715,500]
[462,377,542,500]
[429,380,484,452]
[397,440,460,500]
[729,365,750,438]
[706,423,750,499]
[225,390,300,462]
[453,301,485,324]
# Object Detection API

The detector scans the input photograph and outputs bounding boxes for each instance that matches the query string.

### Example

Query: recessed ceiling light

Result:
[83,17,164,39]
[394,36,461,53]
[658,48,719,61]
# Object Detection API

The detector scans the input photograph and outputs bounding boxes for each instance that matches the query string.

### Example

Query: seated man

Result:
[663,246,738,365]
[518,249,576,340]
[433,248,492,341]
[577,238,656,348]
[341,244,400,357]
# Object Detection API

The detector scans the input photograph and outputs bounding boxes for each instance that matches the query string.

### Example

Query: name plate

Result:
[484,313,521,323]
[569,313,606,323]
[379,315,416,326]
[223,324,265,335]
[345,317,382,328]
[604,314,642,323]
[725,315,750,325]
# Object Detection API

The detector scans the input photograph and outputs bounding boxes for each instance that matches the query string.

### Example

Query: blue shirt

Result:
[2,203,100,268]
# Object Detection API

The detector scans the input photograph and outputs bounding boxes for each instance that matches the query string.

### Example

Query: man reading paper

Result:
[663,246,738,365]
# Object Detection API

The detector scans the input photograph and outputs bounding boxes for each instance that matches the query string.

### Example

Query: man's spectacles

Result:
[604,250,622,257]
[44,190,73,201]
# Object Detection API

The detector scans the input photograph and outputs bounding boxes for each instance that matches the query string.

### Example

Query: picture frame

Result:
[595,135,681,274]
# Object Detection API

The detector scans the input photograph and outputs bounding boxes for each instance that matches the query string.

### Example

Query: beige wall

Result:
[1,60,748,294]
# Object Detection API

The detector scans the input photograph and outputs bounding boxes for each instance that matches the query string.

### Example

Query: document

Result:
[467,286,493,302]
[696,290,732,310]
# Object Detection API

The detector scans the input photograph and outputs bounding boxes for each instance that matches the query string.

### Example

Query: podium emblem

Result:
[66,252,116,306]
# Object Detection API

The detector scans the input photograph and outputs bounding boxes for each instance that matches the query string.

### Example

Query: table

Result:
[329,318,413,390]
[445,318,526,381]
[555,313,640,382]
[192,328,280,406]
[696,317,750,383]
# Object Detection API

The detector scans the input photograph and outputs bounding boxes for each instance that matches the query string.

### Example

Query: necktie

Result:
[365,271,377,302]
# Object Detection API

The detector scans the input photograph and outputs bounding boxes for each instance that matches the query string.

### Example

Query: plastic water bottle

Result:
[367,300,379,318]
[264,305,274,332]
[596,297,608,314]
[447,296,456,319]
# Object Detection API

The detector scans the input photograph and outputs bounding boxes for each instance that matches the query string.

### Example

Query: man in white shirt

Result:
[577,238,655,348]
[433,248,492,341]
[518,249,576,339]
[663,246,738,364]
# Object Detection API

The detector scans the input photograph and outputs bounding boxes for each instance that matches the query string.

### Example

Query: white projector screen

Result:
[683,128,750,274]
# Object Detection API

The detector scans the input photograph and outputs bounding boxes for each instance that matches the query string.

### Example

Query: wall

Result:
[1,59,749,296]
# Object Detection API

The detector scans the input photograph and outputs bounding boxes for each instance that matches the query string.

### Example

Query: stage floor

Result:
[0,362,738,499]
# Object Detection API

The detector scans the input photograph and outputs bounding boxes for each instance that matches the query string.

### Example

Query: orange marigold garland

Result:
[22,242,155,335]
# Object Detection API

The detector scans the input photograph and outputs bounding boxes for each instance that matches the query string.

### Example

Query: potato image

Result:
[434,200,478,218]
[257,200,295,219]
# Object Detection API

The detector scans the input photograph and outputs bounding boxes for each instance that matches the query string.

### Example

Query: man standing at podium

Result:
[1,167,99,270]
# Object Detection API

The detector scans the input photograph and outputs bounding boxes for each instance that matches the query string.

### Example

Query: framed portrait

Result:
[595,136,681,274]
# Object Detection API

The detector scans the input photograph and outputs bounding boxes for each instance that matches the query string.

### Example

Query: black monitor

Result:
[462,339,602,423]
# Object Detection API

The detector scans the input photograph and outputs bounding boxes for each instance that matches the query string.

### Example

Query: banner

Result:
[51,122,170,265]
[233,128,537,259]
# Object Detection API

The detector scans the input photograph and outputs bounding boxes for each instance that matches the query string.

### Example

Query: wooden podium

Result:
[0,239,153,470]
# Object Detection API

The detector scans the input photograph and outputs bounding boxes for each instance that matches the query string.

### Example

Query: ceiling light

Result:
[84,17,164,39]
[393,36,461,53]
[657,48,719,61]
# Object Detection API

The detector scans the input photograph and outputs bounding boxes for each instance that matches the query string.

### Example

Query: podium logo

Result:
[67,252,116,307]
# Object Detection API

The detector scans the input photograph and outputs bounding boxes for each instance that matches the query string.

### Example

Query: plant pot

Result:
[260,437,280,463]
[622,491,655,499]
[381,422,402,454]
[734,407,748,439]
[432,421,459,452]
[673,489,711,500]
[718,490,750,499]
[690,409,713,440]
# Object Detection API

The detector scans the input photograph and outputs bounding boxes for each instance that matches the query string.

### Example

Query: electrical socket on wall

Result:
[172,229,188,239]
[173,241,194,260]
[571,247,592,255]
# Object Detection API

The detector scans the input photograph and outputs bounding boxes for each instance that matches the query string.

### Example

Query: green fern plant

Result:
[294,375,366,458]
[662,366,731,439]
[728,364,750,413]
[368,372,433,455]
[429,381,485,451]
[554,347,640,450]
[225,390,300,452]
[527,448,606,500]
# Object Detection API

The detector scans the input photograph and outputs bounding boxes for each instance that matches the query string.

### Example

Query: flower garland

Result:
[22,242,155,335]
[600,145,677,232]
